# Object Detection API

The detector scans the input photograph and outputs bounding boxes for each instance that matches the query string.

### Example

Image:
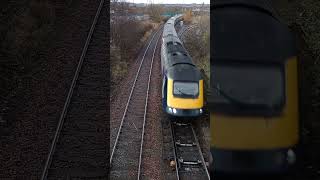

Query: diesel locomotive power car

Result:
[161,15,204,117]
[210,0,300,175]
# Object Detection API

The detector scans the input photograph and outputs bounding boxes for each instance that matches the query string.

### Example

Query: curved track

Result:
[40,1,107,179]
[109,26,163,179]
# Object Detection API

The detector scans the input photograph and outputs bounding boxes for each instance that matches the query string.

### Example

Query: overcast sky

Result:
[129,0,210,4]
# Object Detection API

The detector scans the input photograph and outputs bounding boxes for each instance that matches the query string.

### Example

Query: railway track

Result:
[40,1,106,179]
[109,26,163,179]
[170,121,211,180]
[157,21,210,180]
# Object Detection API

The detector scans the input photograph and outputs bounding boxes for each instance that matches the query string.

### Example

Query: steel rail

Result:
[40,1,104,180]
[171,122,211,180]
[170,122,180,180]
[191,125,211,180]
[137,31,161,180]
[110,26,162,165]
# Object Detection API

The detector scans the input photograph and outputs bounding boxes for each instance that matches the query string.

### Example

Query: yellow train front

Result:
[210,1,300,174]
[161,15,204,118]
[162,59,204,117]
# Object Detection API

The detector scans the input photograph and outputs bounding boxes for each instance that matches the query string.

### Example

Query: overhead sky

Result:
[129,0,210,4]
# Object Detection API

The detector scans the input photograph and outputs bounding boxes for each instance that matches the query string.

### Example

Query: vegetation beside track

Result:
[110,21,161,92]
[272,0,320,117]
[110,1,162,93]
[271,0,320,178]
[183,14,210,89]
[0,0,55,127]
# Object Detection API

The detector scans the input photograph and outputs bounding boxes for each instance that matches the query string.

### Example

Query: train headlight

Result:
[173,108,177,114]
[287,149,296,165]
[199,108,203,114]
[168,107,173,113]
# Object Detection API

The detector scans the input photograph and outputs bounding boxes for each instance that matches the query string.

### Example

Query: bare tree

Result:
[147,1,163,22]
[110,0,153,67]
[110,0,130,15]
[183,9,193,24]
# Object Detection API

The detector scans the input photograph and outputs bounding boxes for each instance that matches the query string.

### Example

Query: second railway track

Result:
[40,1,107,179]
[109,26,163,179]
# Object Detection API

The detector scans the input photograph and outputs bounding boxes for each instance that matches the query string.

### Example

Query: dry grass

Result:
[140,22,154,43]
[110,45,128,88]
[110,20,158,90]
[183,10,193,24]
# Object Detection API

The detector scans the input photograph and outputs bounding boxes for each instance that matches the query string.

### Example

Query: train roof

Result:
[168,41,186,53]
[212,0,296,63]
[167,64,202,81]
[162,14,201,81]
[165,43,201,81]
[167,49,192,66]
[163,14,184,39]
[213,0,274,13]
[163,27,178,38]
[163,35,182,47]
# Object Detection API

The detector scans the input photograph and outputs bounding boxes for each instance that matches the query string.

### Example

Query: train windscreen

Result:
[173,81,199,98]
[210,62,285,114]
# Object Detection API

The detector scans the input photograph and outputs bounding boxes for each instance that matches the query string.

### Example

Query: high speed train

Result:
[209,0,300,175]
[161,15,204,118]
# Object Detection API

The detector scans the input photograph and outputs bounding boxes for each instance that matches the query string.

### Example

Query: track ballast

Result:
[171,121,210,180]
[109,26,163,179]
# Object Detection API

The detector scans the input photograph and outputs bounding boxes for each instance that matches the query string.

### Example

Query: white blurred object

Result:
[287,149,296,165]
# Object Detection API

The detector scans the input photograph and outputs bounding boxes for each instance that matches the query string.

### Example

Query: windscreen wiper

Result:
[176,88,193,96]
[212,84,249,107]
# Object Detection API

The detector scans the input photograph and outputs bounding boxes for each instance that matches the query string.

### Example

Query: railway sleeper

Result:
[178,158,202,165]
[175,141,196,147]
[174,122,189,126]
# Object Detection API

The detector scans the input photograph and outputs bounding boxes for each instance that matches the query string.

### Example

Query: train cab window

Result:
[167,42,185,55]
[167,42,173,46]
[210,62,285,115]
[173,81,199,98]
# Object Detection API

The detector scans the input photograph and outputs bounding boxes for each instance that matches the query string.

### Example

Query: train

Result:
[161,15,204,118]
[209,0,300,175]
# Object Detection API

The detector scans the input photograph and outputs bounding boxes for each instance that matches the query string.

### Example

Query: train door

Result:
[162,76,168,109]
